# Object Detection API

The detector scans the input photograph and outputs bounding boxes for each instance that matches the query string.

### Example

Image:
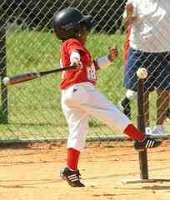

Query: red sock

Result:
[124,124,145,141]
[67,148,80,171]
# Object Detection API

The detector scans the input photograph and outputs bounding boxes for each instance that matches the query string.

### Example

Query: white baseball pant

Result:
[61,82,131,151]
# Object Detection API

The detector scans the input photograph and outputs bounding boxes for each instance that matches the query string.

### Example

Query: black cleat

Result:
[60,167,85,187]
[119,97,131,119]
[134,136,162,151]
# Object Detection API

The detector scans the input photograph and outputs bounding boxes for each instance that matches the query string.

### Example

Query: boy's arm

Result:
[95,46,118,69]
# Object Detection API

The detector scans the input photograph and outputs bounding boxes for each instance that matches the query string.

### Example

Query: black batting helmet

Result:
[53,7,93,40]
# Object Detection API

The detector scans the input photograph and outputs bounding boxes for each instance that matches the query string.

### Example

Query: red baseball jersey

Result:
[60,38,97,89]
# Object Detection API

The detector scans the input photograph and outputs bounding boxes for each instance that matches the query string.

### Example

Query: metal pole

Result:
[137,79,148,179]
[0,6,8,123]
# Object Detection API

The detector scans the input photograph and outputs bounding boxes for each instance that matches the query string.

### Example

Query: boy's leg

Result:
[60,107,88,187]
[80,87,161,151]
[61,95,89,187]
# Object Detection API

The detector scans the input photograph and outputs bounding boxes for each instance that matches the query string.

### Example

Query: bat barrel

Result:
[3,72,39,85]
[3,65,77,86]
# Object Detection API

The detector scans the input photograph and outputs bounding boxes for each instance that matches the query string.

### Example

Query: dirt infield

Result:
[0,140,170,200]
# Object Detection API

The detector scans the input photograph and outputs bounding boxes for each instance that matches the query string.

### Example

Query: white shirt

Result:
[125,0,170,52]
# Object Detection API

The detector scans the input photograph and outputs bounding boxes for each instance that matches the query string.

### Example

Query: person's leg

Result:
[79,85,161,150]
[60,86,90,187]
[126,89,137,100]
[156,89,169,125]
[143,91,153,135]
[119,89,137,119]
[122,48,138,119]
[60,104,89,187]
[166,107,170,120]
[144,91,150,127]
[152,89,169,135]
[121,48,153,133]
[151,52,170,134]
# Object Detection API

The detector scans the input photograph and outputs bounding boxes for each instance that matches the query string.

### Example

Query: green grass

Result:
[0,29,169,142]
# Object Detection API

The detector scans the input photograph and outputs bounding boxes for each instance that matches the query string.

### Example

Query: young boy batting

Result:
[53,7,161,187]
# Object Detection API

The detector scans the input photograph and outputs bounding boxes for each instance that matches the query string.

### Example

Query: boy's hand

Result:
[71,58,83,69]
[108,46,118,62]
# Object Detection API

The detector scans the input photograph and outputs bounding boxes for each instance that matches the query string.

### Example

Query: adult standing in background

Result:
[122,0,170,135]
[119,5,136,120]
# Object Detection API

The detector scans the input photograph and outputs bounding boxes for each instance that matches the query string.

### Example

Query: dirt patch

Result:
[0,140,170,200]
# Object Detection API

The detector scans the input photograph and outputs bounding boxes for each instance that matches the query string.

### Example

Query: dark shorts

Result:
[124,48,170,91]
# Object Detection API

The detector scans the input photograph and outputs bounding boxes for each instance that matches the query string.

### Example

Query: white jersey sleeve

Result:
[95,56,111,69]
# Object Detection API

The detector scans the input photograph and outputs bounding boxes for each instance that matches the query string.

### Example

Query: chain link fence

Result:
[0,0,169,143]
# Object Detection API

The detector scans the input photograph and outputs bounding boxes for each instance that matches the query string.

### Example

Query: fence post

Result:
[137,79,148,179]
[0,6,8,123]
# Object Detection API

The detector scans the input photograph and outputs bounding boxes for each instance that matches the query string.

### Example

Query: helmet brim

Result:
[80,15,94,30]
[81,15,92,23]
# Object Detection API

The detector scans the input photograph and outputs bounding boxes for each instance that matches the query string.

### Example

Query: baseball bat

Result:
[2,65,77,86]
